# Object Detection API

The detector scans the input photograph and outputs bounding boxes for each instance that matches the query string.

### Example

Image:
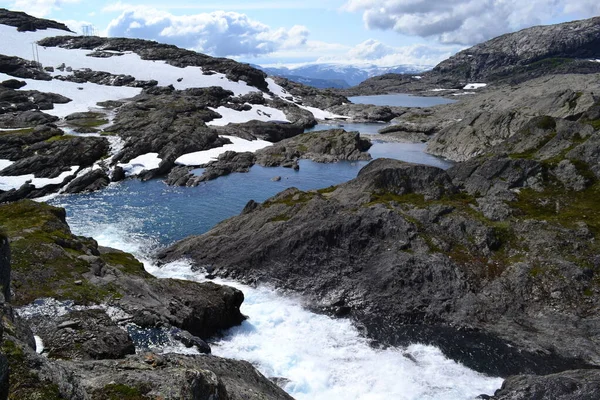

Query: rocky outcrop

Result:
[0,8,72,32]
[433,17,600,84]
[53,68,158,88]
[490,370,600,400]
[255,129,372,167]
[0,232,9,302]
[0,199,291,399]
[0,82,70,117]
[271,76,348,109]
[159,156,600,377]
[0,55,51,81]
[327,103,405,122]
[167,129,372,185]
[29,309,136,360]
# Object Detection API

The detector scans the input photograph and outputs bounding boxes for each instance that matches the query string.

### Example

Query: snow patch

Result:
[0,166,79,191]
[118,153,162,177]
[175,135,272,166]
[34,336,44,354]
[0,159,14,172]
[463,83,487,90]
[207,105,289,126]
[0,72,141,118]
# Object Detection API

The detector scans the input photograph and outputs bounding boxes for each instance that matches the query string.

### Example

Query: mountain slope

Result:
[344,16,600,95]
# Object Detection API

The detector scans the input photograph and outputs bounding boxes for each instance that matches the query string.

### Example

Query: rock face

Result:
[160,155,600,377]
[433,16,600,83]
[29,309,136,360]
[490,370,600,400]
[0,232,9,302]
[0,8,72,32]
[255,129,372,166]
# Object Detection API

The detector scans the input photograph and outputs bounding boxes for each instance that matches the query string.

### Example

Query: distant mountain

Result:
[254,63,431,89]
[345,16,600,95]
[433,16,600,83]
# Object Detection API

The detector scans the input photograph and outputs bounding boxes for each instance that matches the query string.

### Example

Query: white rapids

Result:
[58,211,503,400]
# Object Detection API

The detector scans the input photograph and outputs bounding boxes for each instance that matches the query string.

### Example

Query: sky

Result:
[2,0,600,68]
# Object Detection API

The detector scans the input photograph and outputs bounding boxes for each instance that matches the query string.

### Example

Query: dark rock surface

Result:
[0,55,51,81]
[255,129,372,166]
[159,157,600,377]
[0,8,72,32]
[0,135,108,178]
[29,309,136,360]
[63,168,110,194]
[490,370,600,400]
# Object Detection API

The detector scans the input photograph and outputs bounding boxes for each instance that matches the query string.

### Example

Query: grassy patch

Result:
[0,200,124,305]
[94,384,149,400]
[0,127,35,135]
[513,182,600,233]
[100,251,153,278]
[45,134,72,143]
[269,213,291,223]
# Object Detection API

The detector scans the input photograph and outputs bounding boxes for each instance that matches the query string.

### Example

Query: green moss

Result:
[2,340,64,400]
[45,134,73,143]
[536,116,556,130]
[0,200,125,305]
[265,191,316,208]
[269,214,291,223]
[100,251,152,278]
[513,182,600,233]
[95,384,148,400]
[0,127,35,135]
[317,185,337,194]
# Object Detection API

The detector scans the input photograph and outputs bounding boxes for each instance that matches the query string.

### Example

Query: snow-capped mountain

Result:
[256,63,432,88]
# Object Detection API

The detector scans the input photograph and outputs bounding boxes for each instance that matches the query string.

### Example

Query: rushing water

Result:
[48,116,501,399]
[349,94,456,107]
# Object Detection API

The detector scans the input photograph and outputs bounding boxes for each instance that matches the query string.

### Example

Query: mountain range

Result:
[254,63,431,89]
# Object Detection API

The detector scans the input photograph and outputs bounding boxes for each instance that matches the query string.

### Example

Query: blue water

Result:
[349,94,455,107]
[306,122,390,135]
[50,139,451,248]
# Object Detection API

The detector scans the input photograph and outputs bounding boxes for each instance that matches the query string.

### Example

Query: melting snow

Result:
[0,166,79,191]
[118,152,162,176]
[207,105,289,126]
[463,83,487,90]
[175,135,272,166]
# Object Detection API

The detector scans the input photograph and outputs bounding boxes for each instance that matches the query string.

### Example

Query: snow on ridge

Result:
[175,135,272,166]
[0,24,262,96]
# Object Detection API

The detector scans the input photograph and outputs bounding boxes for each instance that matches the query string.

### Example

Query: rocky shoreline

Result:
[0,199,292,398]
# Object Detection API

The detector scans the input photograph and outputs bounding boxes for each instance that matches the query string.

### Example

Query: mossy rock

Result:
[1,340,63,400]
[0,200,142,305]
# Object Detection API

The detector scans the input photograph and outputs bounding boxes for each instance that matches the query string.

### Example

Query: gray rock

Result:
[554,160,590,191]
[63,169,110,194]
[491,369,600,400]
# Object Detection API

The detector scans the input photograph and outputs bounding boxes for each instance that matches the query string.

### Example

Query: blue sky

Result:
[3,1,600,68]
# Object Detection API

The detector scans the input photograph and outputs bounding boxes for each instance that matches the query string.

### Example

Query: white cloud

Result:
[343,0,600,45]
[319,39,460,66]
[10,0,80,17]
[104,6,310,57]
